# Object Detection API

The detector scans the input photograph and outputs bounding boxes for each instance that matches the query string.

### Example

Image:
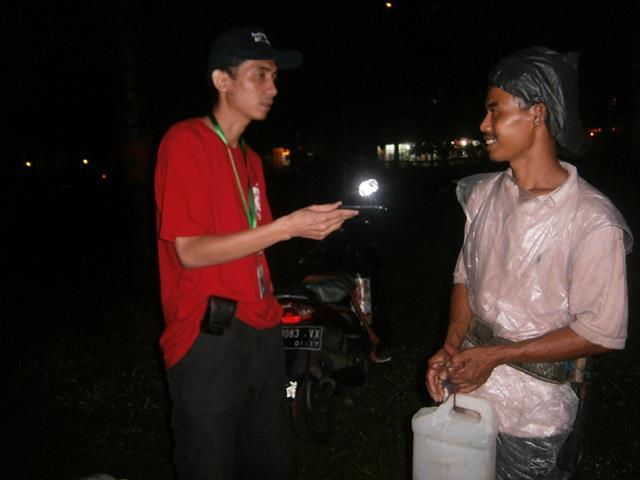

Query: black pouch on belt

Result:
[200,295,237,335]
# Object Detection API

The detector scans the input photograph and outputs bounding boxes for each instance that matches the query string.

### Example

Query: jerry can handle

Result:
[444,393,495,425]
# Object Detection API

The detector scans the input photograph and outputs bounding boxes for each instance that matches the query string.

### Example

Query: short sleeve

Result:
[453,220,470,285]
[155,125,211,242]
[453,246,468,285]
[569,226,628,349]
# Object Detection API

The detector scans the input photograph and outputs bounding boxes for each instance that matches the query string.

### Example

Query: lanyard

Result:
[208,113,257,229]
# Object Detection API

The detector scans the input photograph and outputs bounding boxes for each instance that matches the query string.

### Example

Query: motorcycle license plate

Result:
[282,326,323,350]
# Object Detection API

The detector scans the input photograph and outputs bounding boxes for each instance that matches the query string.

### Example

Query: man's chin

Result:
[487,151,508,163]
[251,111,270,121]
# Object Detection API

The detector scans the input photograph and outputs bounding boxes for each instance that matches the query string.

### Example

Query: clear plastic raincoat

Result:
[453,162,632,478]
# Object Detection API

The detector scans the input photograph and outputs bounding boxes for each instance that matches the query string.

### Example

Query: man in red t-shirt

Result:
[154,26,358,479]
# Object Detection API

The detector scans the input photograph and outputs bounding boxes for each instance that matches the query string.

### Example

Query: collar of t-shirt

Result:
[504,161,577,207]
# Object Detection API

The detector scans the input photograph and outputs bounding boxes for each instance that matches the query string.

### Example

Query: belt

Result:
[466,315,571,384]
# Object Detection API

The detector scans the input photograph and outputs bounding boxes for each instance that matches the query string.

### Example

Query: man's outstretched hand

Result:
[278,202,358,240]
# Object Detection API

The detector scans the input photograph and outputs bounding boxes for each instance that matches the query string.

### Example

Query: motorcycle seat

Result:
[302,273,354,303]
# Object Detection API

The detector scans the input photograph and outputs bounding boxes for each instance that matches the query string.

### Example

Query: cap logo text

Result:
[251,32,271,46]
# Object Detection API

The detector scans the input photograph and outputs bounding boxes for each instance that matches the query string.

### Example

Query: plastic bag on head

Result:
[489,46,585,156]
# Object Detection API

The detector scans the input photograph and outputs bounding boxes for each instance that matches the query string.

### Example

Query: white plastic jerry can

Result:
[412,394,498,480]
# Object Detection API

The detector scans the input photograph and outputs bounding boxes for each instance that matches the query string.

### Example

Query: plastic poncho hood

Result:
[488,46,586,156]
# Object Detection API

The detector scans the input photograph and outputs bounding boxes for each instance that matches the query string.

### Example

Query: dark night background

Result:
[2,1,639,479]
[6,0,638,162]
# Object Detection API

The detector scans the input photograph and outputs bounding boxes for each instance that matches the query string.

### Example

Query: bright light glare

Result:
[25,161,32,168]
[82,158,89,165]
[359,178,379,197]
[385,2,392,7]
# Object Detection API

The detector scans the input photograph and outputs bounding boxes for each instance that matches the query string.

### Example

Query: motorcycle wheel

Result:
[291,356,336,443]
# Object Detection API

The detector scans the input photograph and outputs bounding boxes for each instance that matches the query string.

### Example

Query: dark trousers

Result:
[167,320,291,480]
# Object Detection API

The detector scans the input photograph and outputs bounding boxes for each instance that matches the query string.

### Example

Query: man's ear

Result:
[531,103,547,126]
[212,69,230,93]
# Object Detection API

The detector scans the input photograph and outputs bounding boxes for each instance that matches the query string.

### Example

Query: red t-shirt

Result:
[154,118,282,368]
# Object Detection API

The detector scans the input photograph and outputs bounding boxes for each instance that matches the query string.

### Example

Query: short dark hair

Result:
[214,58,245,79]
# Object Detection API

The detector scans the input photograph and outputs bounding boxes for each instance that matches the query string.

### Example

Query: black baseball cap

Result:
[207,26,303,75]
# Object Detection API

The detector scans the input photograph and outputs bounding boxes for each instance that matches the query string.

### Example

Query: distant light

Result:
[587,127,602,138]
[359,178,379,197]
[101,173,108,180]
[82,158,89,165]
[271,147,291,169]
[385,2,392,7]
[459,138,468,147]
[398,142,415,161]
[384,144,395,161]
[25,161,32,168]
[398,143,413,153]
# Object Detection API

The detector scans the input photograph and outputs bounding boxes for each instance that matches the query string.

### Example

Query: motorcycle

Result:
[277,178,389,443]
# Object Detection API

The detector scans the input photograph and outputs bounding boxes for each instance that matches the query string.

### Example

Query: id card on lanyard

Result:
[208,113,267,298]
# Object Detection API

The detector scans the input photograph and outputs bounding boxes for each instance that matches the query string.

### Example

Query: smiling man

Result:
[426,47,632,478]
[154,27,357,479]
